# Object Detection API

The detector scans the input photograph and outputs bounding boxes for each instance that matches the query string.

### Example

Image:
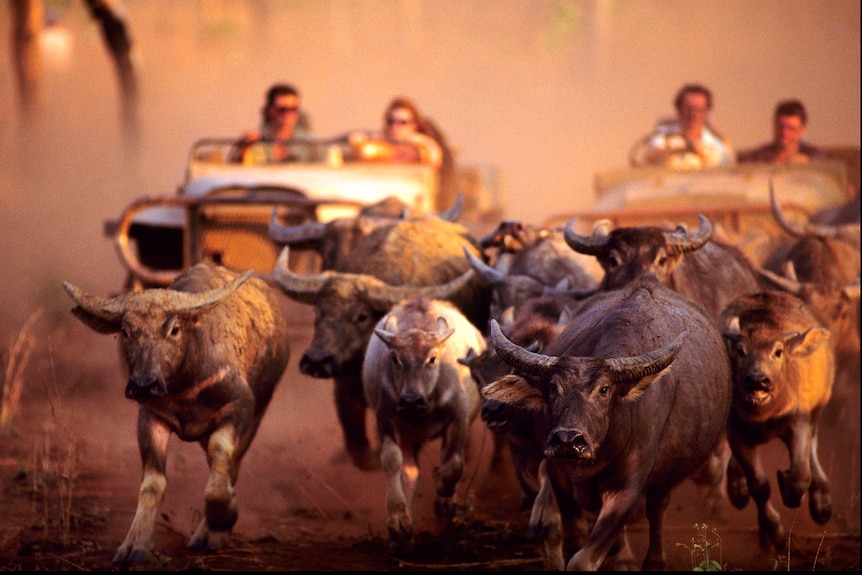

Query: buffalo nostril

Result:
[397,393,429,413]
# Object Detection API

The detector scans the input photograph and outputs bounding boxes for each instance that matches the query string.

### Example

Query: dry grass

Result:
[1,308,44,430]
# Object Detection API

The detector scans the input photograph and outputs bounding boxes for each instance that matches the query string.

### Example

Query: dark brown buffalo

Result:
[62,263,290,564]
[459,293,575,511]
[718,290,835,550]
[483,276,732,570]
[273,216,490,470]
[563,214,763,319]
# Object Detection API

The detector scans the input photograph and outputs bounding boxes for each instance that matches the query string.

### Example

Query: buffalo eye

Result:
[355,312,369,324]
[599,385,610,397]
[735,342,746,359]
[389,351,400,366]
[773,343,783,359]
[605,252,622,271]
[427,353,437,365]
[657,254,668,266]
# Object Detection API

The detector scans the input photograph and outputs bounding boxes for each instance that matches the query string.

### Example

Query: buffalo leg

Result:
[566,487,640,571]
[529,460,565,571]
[731,440,785,549]
[334,375,378,470]
[641,489,671,570]
[113,409,171,564]
[189,426,240,553]
[433,419,468,519]
[381,434,419,554]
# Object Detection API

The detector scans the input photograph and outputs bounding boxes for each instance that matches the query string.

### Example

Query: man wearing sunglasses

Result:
[232,83,313,163]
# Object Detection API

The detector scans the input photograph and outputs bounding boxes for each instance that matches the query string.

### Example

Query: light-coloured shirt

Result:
[641,120,735,170]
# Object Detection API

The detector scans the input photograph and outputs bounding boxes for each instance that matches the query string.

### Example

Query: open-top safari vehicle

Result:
[104,137,443,289]
[543,153,858,260]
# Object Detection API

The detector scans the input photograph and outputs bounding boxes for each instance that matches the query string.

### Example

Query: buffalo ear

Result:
[71,307,122,335]
[786,327,830,357]
[482,374,545,412]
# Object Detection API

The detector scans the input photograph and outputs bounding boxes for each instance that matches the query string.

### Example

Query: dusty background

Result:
[0,0,860,330]
[0,0,860,571]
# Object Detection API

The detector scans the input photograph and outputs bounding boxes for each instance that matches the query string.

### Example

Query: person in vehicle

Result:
[631,83,735,170]
[349,97,443,170]
[230,83,313,163]
[737,99,825,164]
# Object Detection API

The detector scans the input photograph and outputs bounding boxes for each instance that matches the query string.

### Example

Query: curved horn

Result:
[269,209,328,244]
[62,281,128,321]
[542,280,598,301]
[603,331,686,382]
[364,267,478,309]
[758,268,802,295]
[62,270,252,318]
[490,319,558,378]
[770,180,861,240]
[153,270,252,313]
[274,245,333,304]
[463,246,505,285]
[563,216,610,256]
[437,193,464,222]
[663,214,712,254]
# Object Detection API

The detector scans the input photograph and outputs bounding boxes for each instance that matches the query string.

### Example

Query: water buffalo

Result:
[718,290,835,551]
[362,297,485,553]
[62,262,290,564]
[763,183,860,392]
[269,194,463,273]
[483,276,732,570]
[458,292,575,511]
[273,215,490,470]
[563,213,762,319]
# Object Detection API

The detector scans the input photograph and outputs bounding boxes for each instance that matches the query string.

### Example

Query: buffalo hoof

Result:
[808,487,832,525]
[776,469,804,508]
[387,525,415,555]
[434,496,457,519]
[188,519,231,554]
[113,547,154,566]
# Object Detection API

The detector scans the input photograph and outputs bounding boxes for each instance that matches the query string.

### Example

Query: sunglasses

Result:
[387,117,414,125]
[274,106,299,114]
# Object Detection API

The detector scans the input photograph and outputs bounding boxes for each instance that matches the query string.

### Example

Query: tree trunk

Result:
[10,0,43,116]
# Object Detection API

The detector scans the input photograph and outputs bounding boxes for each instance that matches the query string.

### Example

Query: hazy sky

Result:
[1,0,859,330]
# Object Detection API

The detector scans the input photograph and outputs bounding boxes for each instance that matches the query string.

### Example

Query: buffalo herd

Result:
[65,188,859,569]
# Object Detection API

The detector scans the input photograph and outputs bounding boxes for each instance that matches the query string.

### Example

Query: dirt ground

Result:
[0,296,859,572]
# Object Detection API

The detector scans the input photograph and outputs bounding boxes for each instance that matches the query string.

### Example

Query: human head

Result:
[383,97,425,140]
[262,83,301,137]
[772,99,808,149]
[673,83,712,133]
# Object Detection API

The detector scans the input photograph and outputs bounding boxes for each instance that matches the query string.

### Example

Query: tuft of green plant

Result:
[676,522,724,571]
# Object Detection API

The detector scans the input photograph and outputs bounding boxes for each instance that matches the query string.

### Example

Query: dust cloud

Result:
[0,0,859,334]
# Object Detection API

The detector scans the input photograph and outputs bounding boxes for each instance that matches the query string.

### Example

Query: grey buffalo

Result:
[273,215,490,470]
[362,297,485,554]
[62,262,290,564]
[483,277,732,570]
[719,290,835,551]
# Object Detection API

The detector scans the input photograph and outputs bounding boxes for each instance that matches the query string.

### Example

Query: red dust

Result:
[0,297,859,571]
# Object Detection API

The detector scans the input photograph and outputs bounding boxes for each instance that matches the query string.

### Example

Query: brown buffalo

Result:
[719,290,835,551]
[62,262,290,564]
[483,276,732,570]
